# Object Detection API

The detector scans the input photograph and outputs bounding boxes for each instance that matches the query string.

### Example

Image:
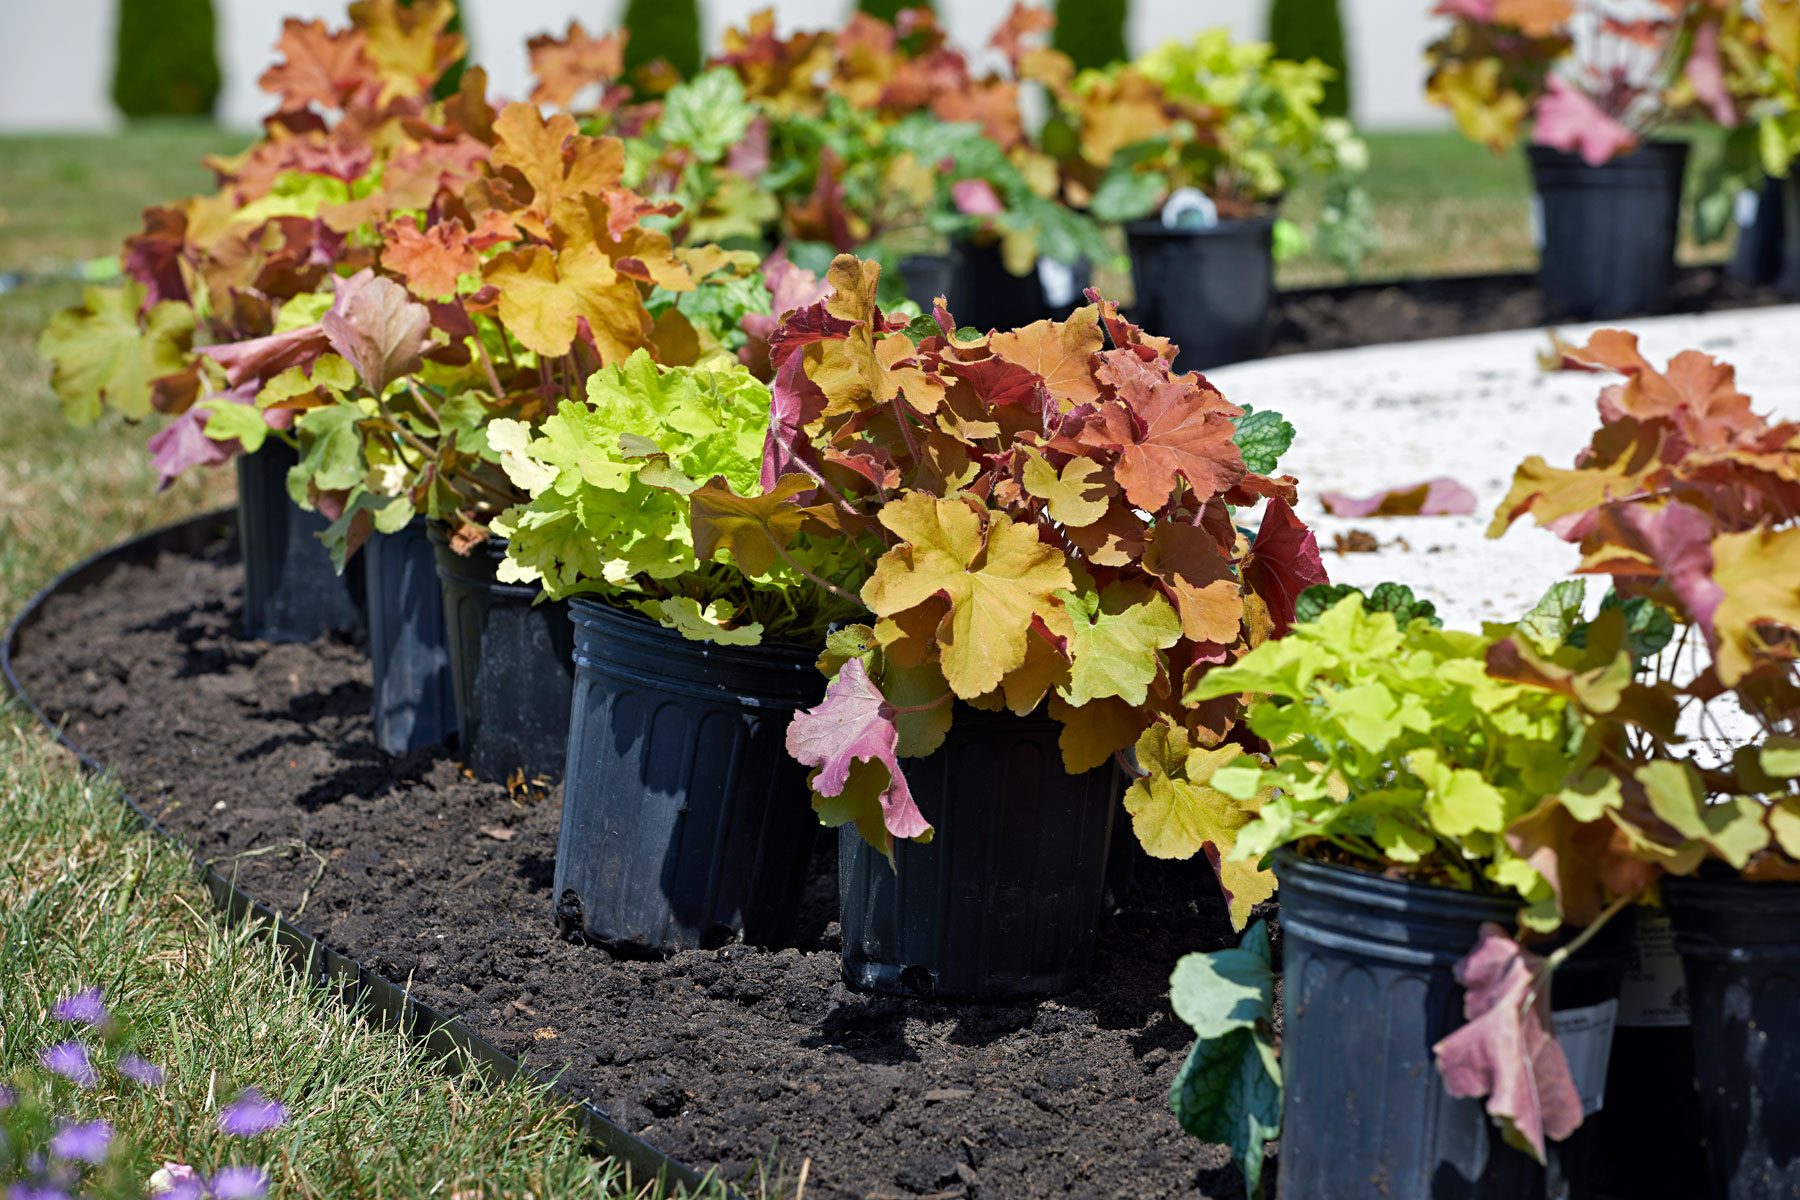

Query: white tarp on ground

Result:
[1209,305,1800,630]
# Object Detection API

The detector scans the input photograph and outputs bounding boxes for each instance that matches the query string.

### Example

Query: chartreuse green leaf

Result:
[286,401,374,506]
[1519,580,1587,654]
[1232,406,1294,476]
[656,69,754,164]
[1168,921,1280,1200]
[200,400,274,453]
[493,351,862,644]
[38,281,194,424]
[1636,760,1770,869]
[1057,582,1182,707]
[1182,593,1593,916]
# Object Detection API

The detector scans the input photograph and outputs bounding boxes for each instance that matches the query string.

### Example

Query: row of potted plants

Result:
[1427,0,1800,319]
[1168,330,1800,1198]
[36,0,1327,995]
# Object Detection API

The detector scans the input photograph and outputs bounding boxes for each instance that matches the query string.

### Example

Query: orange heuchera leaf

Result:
[490,104,627,237]
[1709,525,1800,686]
[689,474,815,577]
[1432,923,1584,1163]
[348,0,466,100]
[988,307,1104,409]
[1493,0,1574,37]
[258,18,380,112]
[381,219,481,301]
[483,244,646,360]
[1084,350,1245,512]
[527,22,627,108]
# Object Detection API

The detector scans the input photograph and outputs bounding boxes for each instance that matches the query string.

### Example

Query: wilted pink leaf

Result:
[728,115,772,178]
[1611,501,1723,638]
[147,384,257,489]
[1532,76,1637,167]
[198,325,331,389]
[741,257,833,371]
[1685,21,1738,127]
[321,269,433,394]
[785,658,932,841]
[1435,0,1497,18]
[1432,923,1583,1162]
[1243,496,1329,636]
[1321,477,1478,517]
[952,179,1005,216]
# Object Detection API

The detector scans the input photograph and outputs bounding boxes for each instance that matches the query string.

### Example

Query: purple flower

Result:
[8,1184,74,1200]
[38,1042,97,1088]
[208,1166,270,1200]
[119,1053,167,1089]
[0,1084,15,1109]
[50,989,108,1029]
[48,1120,111,1165]
[217,1088,287,1137]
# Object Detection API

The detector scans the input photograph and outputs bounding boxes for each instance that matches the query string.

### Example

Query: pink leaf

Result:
[198,325,332,389]
[951,179,1005,216]
[147,401,235,490]
[728,115,772,178]
[1685,21,1738,128]
[321,269,433,394]
[760,350,828,492]
[1434,0,1497,19]
[1244,496,1329,637]
[1432,923,1584,1162]
[1613,501,1724,639]
[1532,76,1637,167]
[785,658,932,841]
[1321,477,1479,517]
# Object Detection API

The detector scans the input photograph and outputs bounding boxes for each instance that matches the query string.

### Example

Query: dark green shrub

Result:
[623,0,704,81]
[1268,0,1350,117]
[111,0,221,118]
[857,0,935,19]
[1053,0,1128,73]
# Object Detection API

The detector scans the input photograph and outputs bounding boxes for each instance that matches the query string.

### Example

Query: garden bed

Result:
[11,533,1249,1200]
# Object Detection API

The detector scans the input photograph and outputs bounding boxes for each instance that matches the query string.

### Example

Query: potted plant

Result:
[750,254,1324,1001]
[1425,0,1722,319]
[1677,0,1800,298]
[36,0,475,646]
[266,57,764,781]
[489,350,864,954]
[1491,329,1800,1199]
[1174,580,1653,1198]
[1048,30,1375,369]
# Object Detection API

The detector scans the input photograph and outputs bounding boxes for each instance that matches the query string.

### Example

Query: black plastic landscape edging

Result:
[0,509,718,1199]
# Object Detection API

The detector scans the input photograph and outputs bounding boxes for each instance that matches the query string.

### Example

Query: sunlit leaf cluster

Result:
[768,255,1325,882]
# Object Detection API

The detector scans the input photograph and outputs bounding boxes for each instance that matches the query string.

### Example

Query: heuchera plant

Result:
[39,0,478,487]
[488,352,866,644]
[1425,0,1743,166]
[756,255,1324,913]
[1491,328,1800,879]
[1042,30,1375,268]
[41,1,765,563]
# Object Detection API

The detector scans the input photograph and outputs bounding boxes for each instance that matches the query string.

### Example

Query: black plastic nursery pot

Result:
[552,598,823,953]
[1126,216,1276,371]
[1662,875,1800,1200]
[428,522,574,784]
[1729,175,1788,289]
[364,518,456,755]
[235,440,365,643]
[897,252,953,310]
[1586,912,1709,1200]
[1527,141,1689,321]
[945,238,1090,330]
[1276,852,1632,1200]
[838,704,1119,1003]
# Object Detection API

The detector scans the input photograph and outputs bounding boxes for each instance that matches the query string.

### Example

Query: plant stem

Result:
[772,540,863,606]
[1546,889,1638,973]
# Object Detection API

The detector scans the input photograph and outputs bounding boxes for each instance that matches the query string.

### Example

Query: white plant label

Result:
[1037,258,1080,307]
[1736,187,1762,229]
[1616,914,1691,1028]
[1553,1000,1618,1117]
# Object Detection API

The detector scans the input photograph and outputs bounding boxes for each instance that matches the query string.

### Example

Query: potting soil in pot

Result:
[14,534,1256,1200]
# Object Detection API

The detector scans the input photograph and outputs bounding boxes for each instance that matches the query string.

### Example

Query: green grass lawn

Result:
[0,124,662,1200]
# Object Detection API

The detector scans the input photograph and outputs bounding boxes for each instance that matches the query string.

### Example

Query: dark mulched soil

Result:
[1266,264,1787,357]
[13,540,1254,1200]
